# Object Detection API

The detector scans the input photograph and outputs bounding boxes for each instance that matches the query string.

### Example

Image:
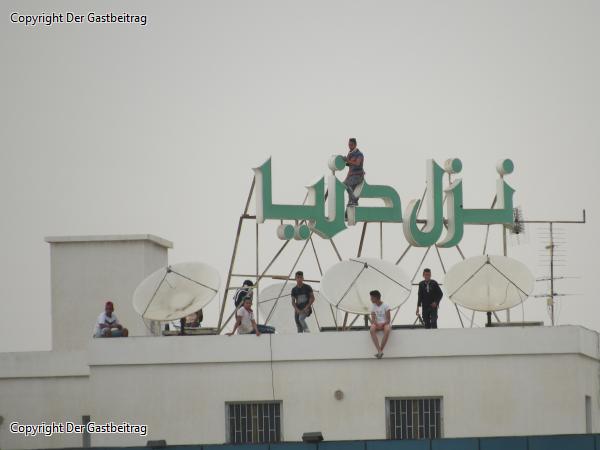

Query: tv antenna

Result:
[534,223,581,325]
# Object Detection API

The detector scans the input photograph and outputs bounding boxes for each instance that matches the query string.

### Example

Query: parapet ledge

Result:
[87,325,600,367]
[0,350,90,379]
[44,234,173,249]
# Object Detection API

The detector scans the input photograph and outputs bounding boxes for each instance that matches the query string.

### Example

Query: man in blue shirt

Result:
[343,138,365,206]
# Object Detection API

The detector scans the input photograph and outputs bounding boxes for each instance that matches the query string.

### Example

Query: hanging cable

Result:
[269,333,275,400]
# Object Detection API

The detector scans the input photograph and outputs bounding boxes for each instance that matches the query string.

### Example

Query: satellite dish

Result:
[319,258,412,315]
[444,255,534,312]
[133,262,220,321]
[258,283,333,333]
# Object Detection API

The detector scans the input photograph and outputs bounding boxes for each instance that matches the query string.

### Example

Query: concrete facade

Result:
[0,326,599,449]
[1,234,597,450]
[45,235,172,351]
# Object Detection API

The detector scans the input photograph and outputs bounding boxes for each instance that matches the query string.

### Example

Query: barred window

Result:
[226,401,282,444]
[387,397,442,440]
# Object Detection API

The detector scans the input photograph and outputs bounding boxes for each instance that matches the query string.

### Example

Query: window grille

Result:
[226,401,281,444]
[387,397,442,439]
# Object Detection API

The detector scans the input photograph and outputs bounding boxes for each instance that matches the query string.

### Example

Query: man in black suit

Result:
[416,268,443,329]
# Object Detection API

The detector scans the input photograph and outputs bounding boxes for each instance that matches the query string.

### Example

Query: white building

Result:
[0,235,597,449]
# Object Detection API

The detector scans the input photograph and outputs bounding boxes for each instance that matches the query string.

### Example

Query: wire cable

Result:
[269,333,275,400]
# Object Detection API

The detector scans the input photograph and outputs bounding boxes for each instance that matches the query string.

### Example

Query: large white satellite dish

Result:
[319,258,412,315]
[444,255,534,312]
[258,283,335,333]
[133,262,220,321]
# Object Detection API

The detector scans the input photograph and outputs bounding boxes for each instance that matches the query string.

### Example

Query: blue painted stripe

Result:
[480,436,527,450]
[431,438,478,450]
[529,434,595,450]
[366,439,430,450]
[270,444,317,450]
[319,441,365,450]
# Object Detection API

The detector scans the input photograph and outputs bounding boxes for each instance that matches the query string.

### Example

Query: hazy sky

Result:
[1,0,599,352]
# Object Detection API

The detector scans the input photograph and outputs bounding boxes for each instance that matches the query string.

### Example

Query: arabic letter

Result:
[352,181,402,224]
[436,179,464,248]
[402,159,445,247]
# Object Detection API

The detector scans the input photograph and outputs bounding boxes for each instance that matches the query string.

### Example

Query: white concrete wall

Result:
[1,326,598,449]
[0,351,90,449]
[45,235,172,351]
[85,326,600,446]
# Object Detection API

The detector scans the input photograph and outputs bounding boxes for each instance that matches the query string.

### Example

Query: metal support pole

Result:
[395,244,412,265]
[265,237,312,324]
[255,222,259,324]
[348,314,362,328]
[503,225,510,323]
[329,238,343,261]
[411,247,431,282]
[520,209,585,224]
[309,235,337,329]
[309,237,323,276]
[391,246,431,324]
[482,196,498,255]
[380,222,383,259]
[256,241,290,284]
[435,245,464,328]
[217,179,255,331]
[357,222,368,257]
[218,215,245,331]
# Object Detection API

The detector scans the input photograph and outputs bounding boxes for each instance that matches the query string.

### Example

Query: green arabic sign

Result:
[253,157,515,247]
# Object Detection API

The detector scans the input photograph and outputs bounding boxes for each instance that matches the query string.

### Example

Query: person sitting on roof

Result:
[94,301,128,338]
[369,290,390,359]
[233,280,254,309]
[184,309,203,328]
[227,297,261,336]
[176,309,204,335]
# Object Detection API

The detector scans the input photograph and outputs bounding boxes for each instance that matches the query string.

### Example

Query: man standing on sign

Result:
[343,138,365,207]
[291,270,315,333]
[369,290,391,359]
[416,268,443,329]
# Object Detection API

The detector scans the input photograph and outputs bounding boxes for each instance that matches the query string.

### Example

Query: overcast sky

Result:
[1,0,598,351]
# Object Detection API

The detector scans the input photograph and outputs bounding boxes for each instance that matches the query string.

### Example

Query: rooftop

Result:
[44,234,173,249]
[1,325,597,377]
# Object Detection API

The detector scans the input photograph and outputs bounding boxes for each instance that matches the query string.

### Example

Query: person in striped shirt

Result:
[343,137,365,206]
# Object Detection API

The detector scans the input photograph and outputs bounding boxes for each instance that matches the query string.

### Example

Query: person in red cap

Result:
[94,301,128,338]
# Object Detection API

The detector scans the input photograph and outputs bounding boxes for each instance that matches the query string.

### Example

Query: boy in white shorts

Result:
[369,290,391,359]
